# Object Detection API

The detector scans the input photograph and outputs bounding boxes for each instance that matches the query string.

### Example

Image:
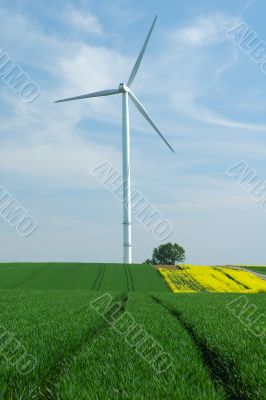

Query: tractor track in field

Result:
[7,264,50,289]
[97,264,106,290]
[91,264,106,291]
[151,296,248,400]
[127,264,135,291]
[123,264,134,291]
[36,293,128,400]
[124,264,130,291]
[91,264,102,290]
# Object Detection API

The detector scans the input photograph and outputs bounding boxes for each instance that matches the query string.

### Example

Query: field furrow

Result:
[127,265,135,291]
[52,293,226,400]
[0,290,125,399]
[155,293,266,400]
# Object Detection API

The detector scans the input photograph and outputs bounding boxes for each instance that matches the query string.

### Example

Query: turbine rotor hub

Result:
[119,83,130,93]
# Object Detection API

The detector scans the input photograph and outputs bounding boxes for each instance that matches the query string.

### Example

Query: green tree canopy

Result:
[144,243,185,265]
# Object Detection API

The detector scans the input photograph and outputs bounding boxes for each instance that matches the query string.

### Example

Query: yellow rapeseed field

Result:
[159,265,266,293]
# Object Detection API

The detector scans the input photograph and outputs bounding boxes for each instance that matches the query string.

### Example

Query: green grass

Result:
[33,293,226,400]
[0,263,169,292]
[0,263,99,290]
[155,293,266,400]
[0,290,125,399]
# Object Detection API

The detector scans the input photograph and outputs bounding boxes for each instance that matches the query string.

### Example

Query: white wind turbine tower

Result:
[55,16,174,264]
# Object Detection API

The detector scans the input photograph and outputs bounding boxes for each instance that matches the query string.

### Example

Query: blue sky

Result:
[1,0,266,264]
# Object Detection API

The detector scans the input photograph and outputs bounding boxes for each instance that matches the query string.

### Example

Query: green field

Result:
[0,263,265,399]
[0,263,168,291]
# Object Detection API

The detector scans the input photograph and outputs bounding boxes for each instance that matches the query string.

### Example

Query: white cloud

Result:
[0,6,129,189]
[56,43,131,99]
[173,12,236,47]
[62,5,103,35]
[148,12,266,131]
[0,128,120,190]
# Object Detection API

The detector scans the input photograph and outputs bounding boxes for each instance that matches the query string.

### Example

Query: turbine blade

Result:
[129,91,174,153]
[55,88,121,103]
[127,16,158,87]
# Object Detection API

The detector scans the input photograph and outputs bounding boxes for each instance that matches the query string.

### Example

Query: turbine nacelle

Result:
[119,83,130,93]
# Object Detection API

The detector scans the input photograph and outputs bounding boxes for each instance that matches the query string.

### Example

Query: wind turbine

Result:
[55,16,174,264]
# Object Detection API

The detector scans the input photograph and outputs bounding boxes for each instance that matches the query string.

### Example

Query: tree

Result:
[143,259,153,264]
[144,243,185,265]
